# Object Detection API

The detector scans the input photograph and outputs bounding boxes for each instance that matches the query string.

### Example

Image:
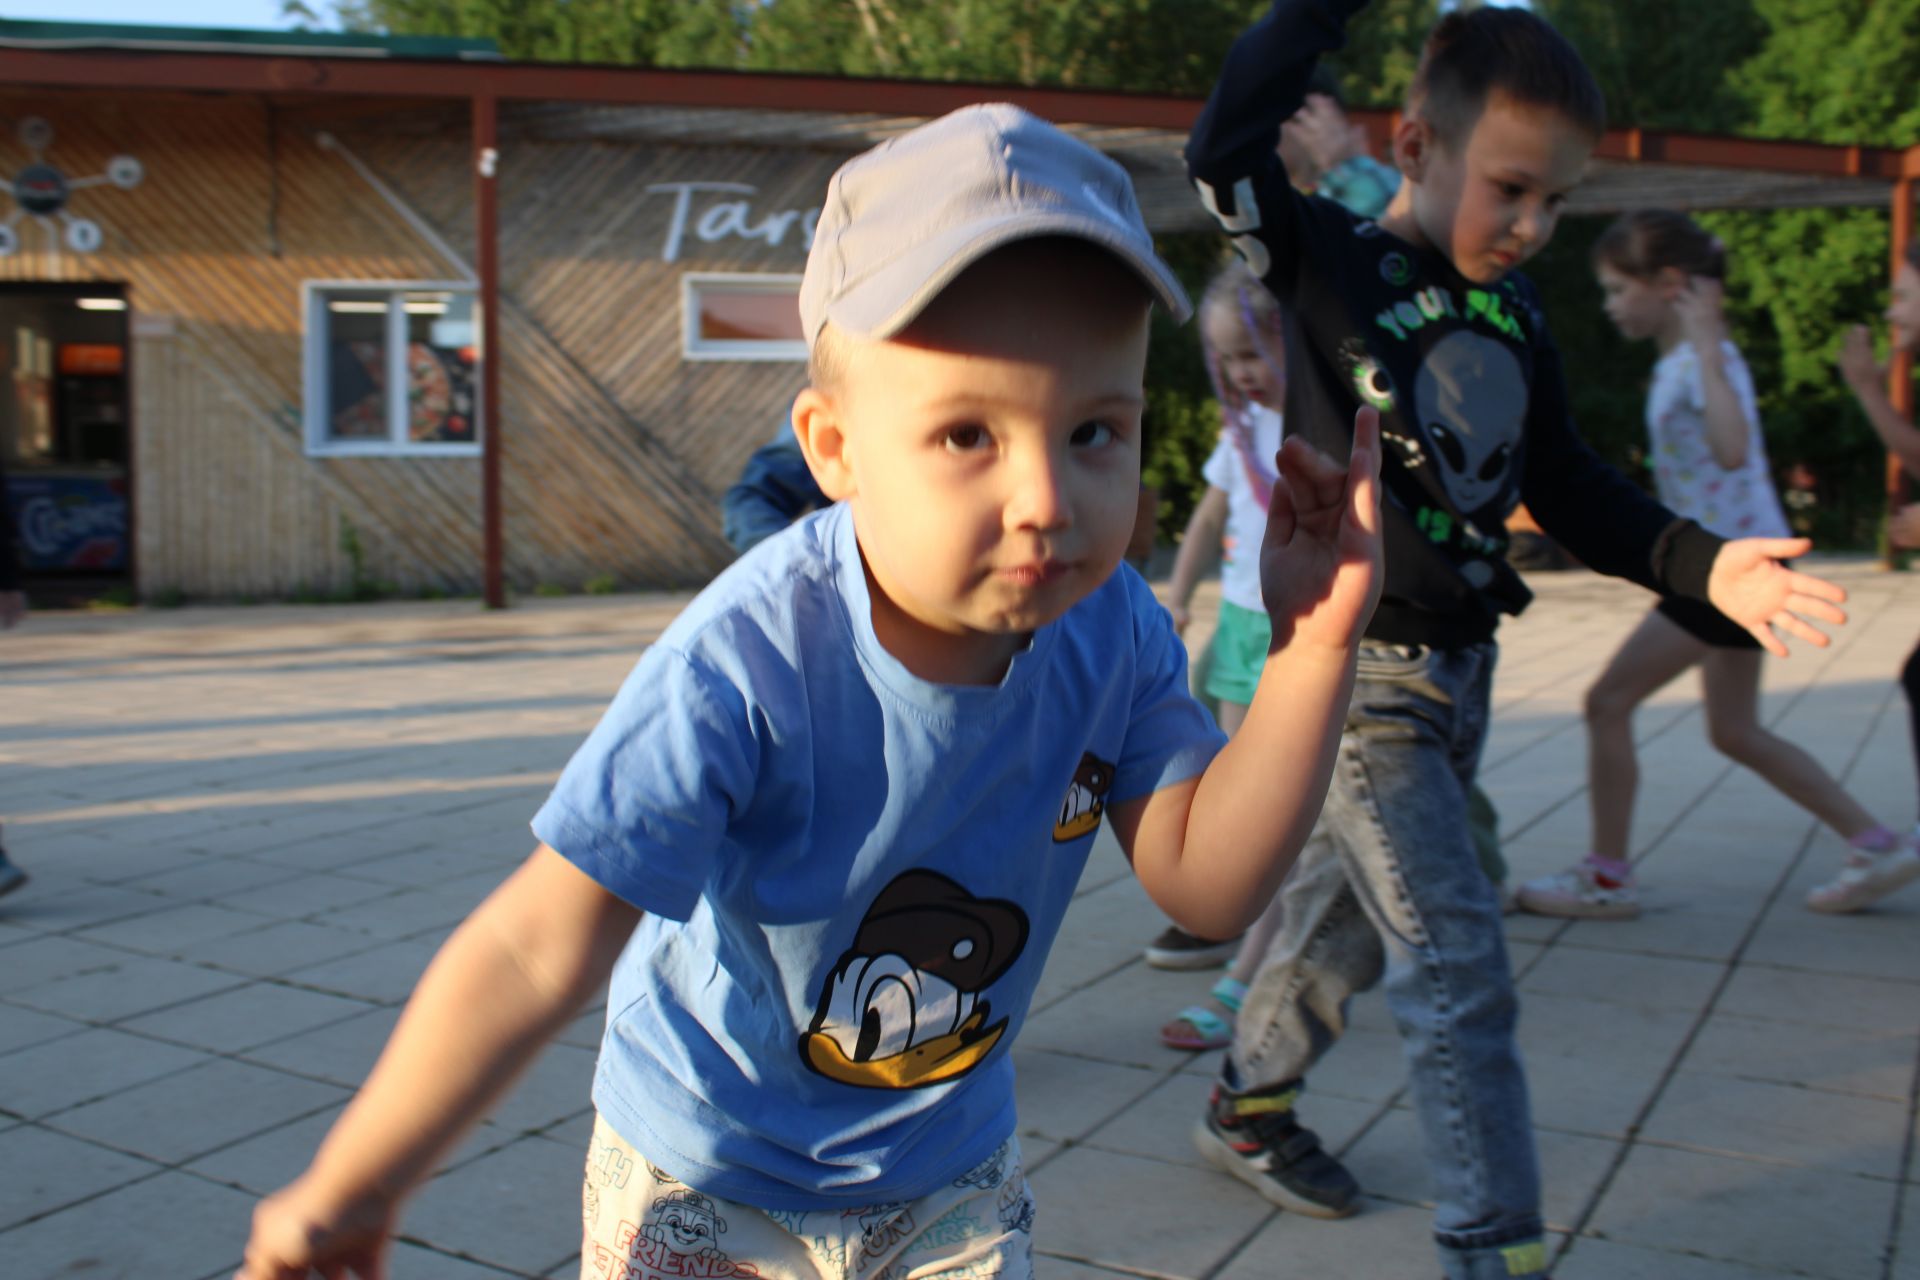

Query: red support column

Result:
[475,93,504,609]
[1888,174,1914,568]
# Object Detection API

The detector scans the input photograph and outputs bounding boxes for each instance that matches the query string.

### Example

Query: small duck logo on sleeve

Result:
[1054,753,1115,842]
[802,870,1030,1090]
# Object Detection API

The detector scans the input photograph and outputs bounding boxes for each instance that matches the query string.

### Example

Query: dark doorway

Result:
[0,281,133,603]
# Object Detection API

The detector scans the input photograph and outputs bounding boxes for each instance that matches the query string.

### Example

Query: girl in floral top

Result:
[1518,210,1911,920]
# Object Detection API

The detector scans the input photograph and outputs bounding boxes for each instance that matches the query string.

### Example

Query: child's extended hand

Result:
[1259,405,1383,651]
[237,1176,395,1280]
[1704,537,1849,657]
[1838,324,1885,396]
[1674,277,1728,351]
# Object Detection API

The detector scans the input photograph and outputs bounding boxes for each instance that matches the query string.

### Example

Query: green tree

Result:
[1708,0,1920,545]
[1517,0,1918,549]
[1542,0,1764,135]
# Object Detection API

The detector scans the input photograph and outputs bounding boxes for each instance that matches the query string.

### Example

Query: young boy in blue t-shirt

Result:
[238,104,1388,1280]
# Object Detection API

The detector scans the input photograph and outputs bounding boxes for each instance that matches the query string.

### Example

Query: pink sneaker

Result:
[1515,857,1640,921]
[1806,841,1920,914]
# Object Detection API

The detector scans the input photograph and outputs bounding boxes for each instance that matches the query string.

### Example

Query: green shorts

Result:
[1203,599,1272,709]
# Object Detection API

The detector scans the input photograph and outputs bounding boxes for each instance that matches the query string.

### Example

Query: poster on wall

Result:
[4,470,129,571]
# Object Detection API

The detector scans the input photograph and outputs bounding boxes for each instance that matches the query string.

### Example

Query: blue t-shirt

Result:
[533,502,1224,1209]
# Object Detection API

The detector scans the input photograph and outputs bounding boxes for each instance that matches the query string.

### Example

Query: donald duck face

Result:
[802,870,1030,1090]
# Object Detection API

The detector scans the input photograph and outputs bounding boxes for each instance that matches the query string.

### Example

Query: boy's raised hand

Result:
[1704,538,1849,657]
[1259,405,1383,651]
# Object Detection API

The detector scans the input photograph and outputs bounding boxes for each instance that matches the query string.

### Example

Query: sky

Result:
[0,1,331,27]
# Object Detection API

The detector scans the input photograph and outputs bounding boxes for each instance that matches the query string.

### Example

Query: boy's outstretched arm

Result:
[238,845,640,1280]
[1111,409,1383,941]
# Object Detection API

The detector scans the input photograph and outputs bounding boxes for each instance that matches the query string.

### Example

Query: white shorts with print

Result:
[579,1114,1036,1280]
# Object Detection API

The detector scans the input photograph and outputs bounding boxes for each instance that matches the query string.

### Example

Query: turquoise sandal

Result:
[1159,977,1248,1051]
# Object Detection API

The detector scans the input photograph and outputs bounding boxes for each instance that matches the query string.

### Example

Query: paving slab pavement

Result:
[2,559,1917,1278]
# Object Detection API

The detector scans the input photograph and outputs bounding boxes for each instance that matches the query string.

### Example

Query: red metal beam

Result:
[0,43,1906,181]
[1890,176,1915,567]
[475,92,503,609]
[0,48,1203,129]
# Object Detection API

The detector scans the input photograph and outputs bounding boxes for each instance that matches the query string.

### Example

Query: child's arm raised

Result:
[1167,485,1230,635]
[238,845,640,1280]
[1110,409,1382,941]
[1839,325,1920,475]
[1186,0,1371,298]
[1675,280,1752,472]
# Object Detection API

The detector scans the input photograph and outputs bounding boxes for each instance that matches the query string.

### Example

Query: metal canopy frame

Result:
[0,44,1910,601]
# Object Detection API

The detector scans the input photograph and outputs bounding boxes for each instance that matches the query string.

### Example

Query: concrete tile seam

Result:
[1538,737,1900,1274]
[0,1154,170,1236]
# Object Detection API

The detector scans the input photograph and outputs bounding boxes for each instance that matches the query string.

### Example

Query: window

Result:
[303,282,481,455]
[682,273,805,362]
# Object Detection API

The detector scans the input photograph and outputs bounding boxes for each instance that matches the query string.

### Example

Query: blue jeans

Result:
[1224,641,1545,1280]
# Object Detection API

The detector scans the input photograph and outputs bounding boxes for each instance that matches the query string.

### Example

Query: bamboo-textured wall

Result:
[347,125,834,500]
[0,89,782,599]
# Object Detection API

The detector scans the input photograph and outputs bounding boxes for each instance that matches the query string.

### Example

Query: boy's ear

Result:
[1653,265,1689,299]
[792,388,856,501]
[1391,116,1434,183]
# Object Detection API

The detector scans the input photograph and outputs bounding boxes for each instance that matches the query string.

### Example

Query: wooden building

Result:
[0,19,1910,602]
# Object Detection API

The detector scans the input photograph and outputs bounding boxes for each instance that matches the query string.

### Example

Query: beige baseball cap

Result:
[799,103,1191,346]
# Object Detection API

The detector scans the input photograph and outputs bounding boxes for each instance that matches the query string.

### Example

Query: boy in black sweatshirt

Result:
[1183,4,1847,1277]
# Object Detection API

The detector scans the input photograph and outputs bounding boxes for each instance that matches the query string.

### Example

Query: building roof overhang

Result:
[0,39,1912,221]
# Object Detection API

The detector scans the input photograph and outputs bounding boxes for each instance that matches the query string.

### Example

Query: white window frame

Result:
[302,279,482,457]
[681,272,806,362]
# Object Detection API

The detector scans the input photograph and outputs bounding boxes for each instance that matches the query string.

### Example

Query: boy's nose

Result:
[1006,452,1071,532]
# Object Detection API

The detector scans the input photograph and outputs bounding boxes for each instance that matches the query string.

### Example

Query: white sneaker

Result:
[1515,861,1640,921]
[1806,841,1920,914]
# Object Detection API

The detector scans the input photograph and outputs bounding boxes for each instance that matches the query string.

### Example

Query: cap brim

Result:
[825,211,1192,341]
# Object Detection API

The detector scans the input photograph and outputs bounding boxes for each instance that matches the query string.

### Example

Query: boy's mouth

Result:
[997,559,1071,587]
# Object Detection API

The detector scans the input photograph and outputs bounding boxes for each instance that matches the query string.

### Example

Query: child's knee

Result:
[1583,678,1637,725]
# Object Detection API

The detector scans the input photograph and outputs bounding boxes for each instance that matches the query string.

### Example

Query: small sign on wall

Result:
[0,117,142,260]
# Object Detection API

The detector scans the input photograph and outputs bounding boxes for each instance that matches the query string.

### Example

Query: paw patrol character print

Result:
[641,1189,750,1271]
[1412,330,1525,515]
[953,1146,1009,1191]
[803,871,1030,1089]
[996,1174,1036,1234]
[1054,753,1114,842]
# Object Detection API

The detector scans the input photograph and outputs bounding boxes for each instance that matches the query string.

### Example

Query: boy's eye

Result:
[943,425,989,453]
[1071,421,1115,448]
[1498,182,1526,200]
